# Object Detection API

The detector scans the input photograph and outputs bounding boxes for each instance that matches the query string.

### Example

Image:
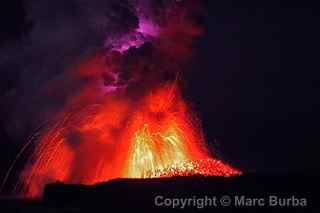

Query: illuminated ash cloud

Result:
[1,0,242,198]
[0,0,141,136]
[104,0,165,52]
[0,0,200,136]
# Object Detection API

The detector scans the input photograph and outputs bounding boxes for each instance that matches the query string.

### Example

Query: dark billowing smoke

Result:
[0,0,139,139]
[0,0,214,197]
[0,0,203,141]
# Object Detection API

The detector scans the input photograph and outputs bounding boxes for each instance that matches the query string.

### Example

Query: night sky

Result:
[0,0,319,185]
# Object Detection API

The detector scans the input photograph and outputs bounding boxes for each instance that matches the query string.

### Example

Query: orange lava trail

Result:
[11,1,242,198]
[16,82,241,198]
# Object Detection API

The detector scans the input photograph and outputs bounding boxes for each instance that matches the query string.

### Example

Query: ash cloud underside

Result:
[1,0,152,138]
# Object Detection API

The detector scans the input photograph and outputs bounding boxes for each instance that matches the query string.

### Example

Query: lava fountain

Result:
[8,0,241,198]
[15,80,240,197]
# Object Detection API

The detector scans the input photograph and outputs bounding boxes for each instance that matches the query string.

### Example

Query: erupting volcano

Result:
[5,0,241,198]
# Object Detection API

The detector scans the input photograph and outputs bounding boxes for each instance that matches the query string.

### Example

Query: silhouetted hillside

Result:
[1,174,318,212]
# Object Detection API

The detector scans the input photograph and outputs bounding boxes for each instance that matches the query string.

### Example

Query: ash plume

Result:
[0,0,241,199]
[0,0,138,138]
[0,0,202,139]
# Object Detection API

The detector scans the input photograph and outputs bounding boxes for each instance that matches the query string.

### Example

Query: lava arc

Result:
[8,0,242,198]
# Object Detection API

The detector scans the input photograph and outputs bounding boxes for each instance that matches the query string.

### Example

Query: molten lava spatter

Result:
[15,83,240,198]
[127,126,240,178]
[124,84,241,179]
[7,1,242,198]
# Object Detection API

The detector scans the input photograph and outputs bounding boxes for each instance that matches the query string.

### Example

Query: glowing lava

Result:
[6,1,242,198]
[15,82,240,198]
[124,84,239,179]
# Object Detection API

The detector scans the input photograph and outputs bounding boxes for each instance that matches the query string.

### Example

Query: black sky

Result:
[0,0,319,182]
[186,0,320,172]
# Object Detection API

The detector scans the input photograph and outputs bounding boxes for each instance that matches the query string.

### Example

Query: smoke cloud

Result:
[0,0,203,139]
[0,0,225,198]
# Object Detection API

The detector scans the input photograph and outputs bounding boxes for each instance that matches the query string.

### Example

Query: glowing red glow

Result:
[16,81,240,197]
[9,1,242,198]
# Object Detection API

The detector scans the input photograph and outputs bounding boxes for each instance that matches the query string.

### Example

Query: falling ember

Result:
[124,84,240,178]
[14,82,240,197]
[6,0,242,198]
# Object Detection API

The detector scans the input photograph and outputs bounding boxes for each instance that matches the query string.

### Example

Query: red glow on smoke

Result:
[11,1,242,198]
[17,80,240,197]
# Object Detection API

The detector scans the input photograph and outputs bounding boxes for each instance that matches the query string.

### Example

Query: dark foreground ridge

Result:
[1,174,319,212]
